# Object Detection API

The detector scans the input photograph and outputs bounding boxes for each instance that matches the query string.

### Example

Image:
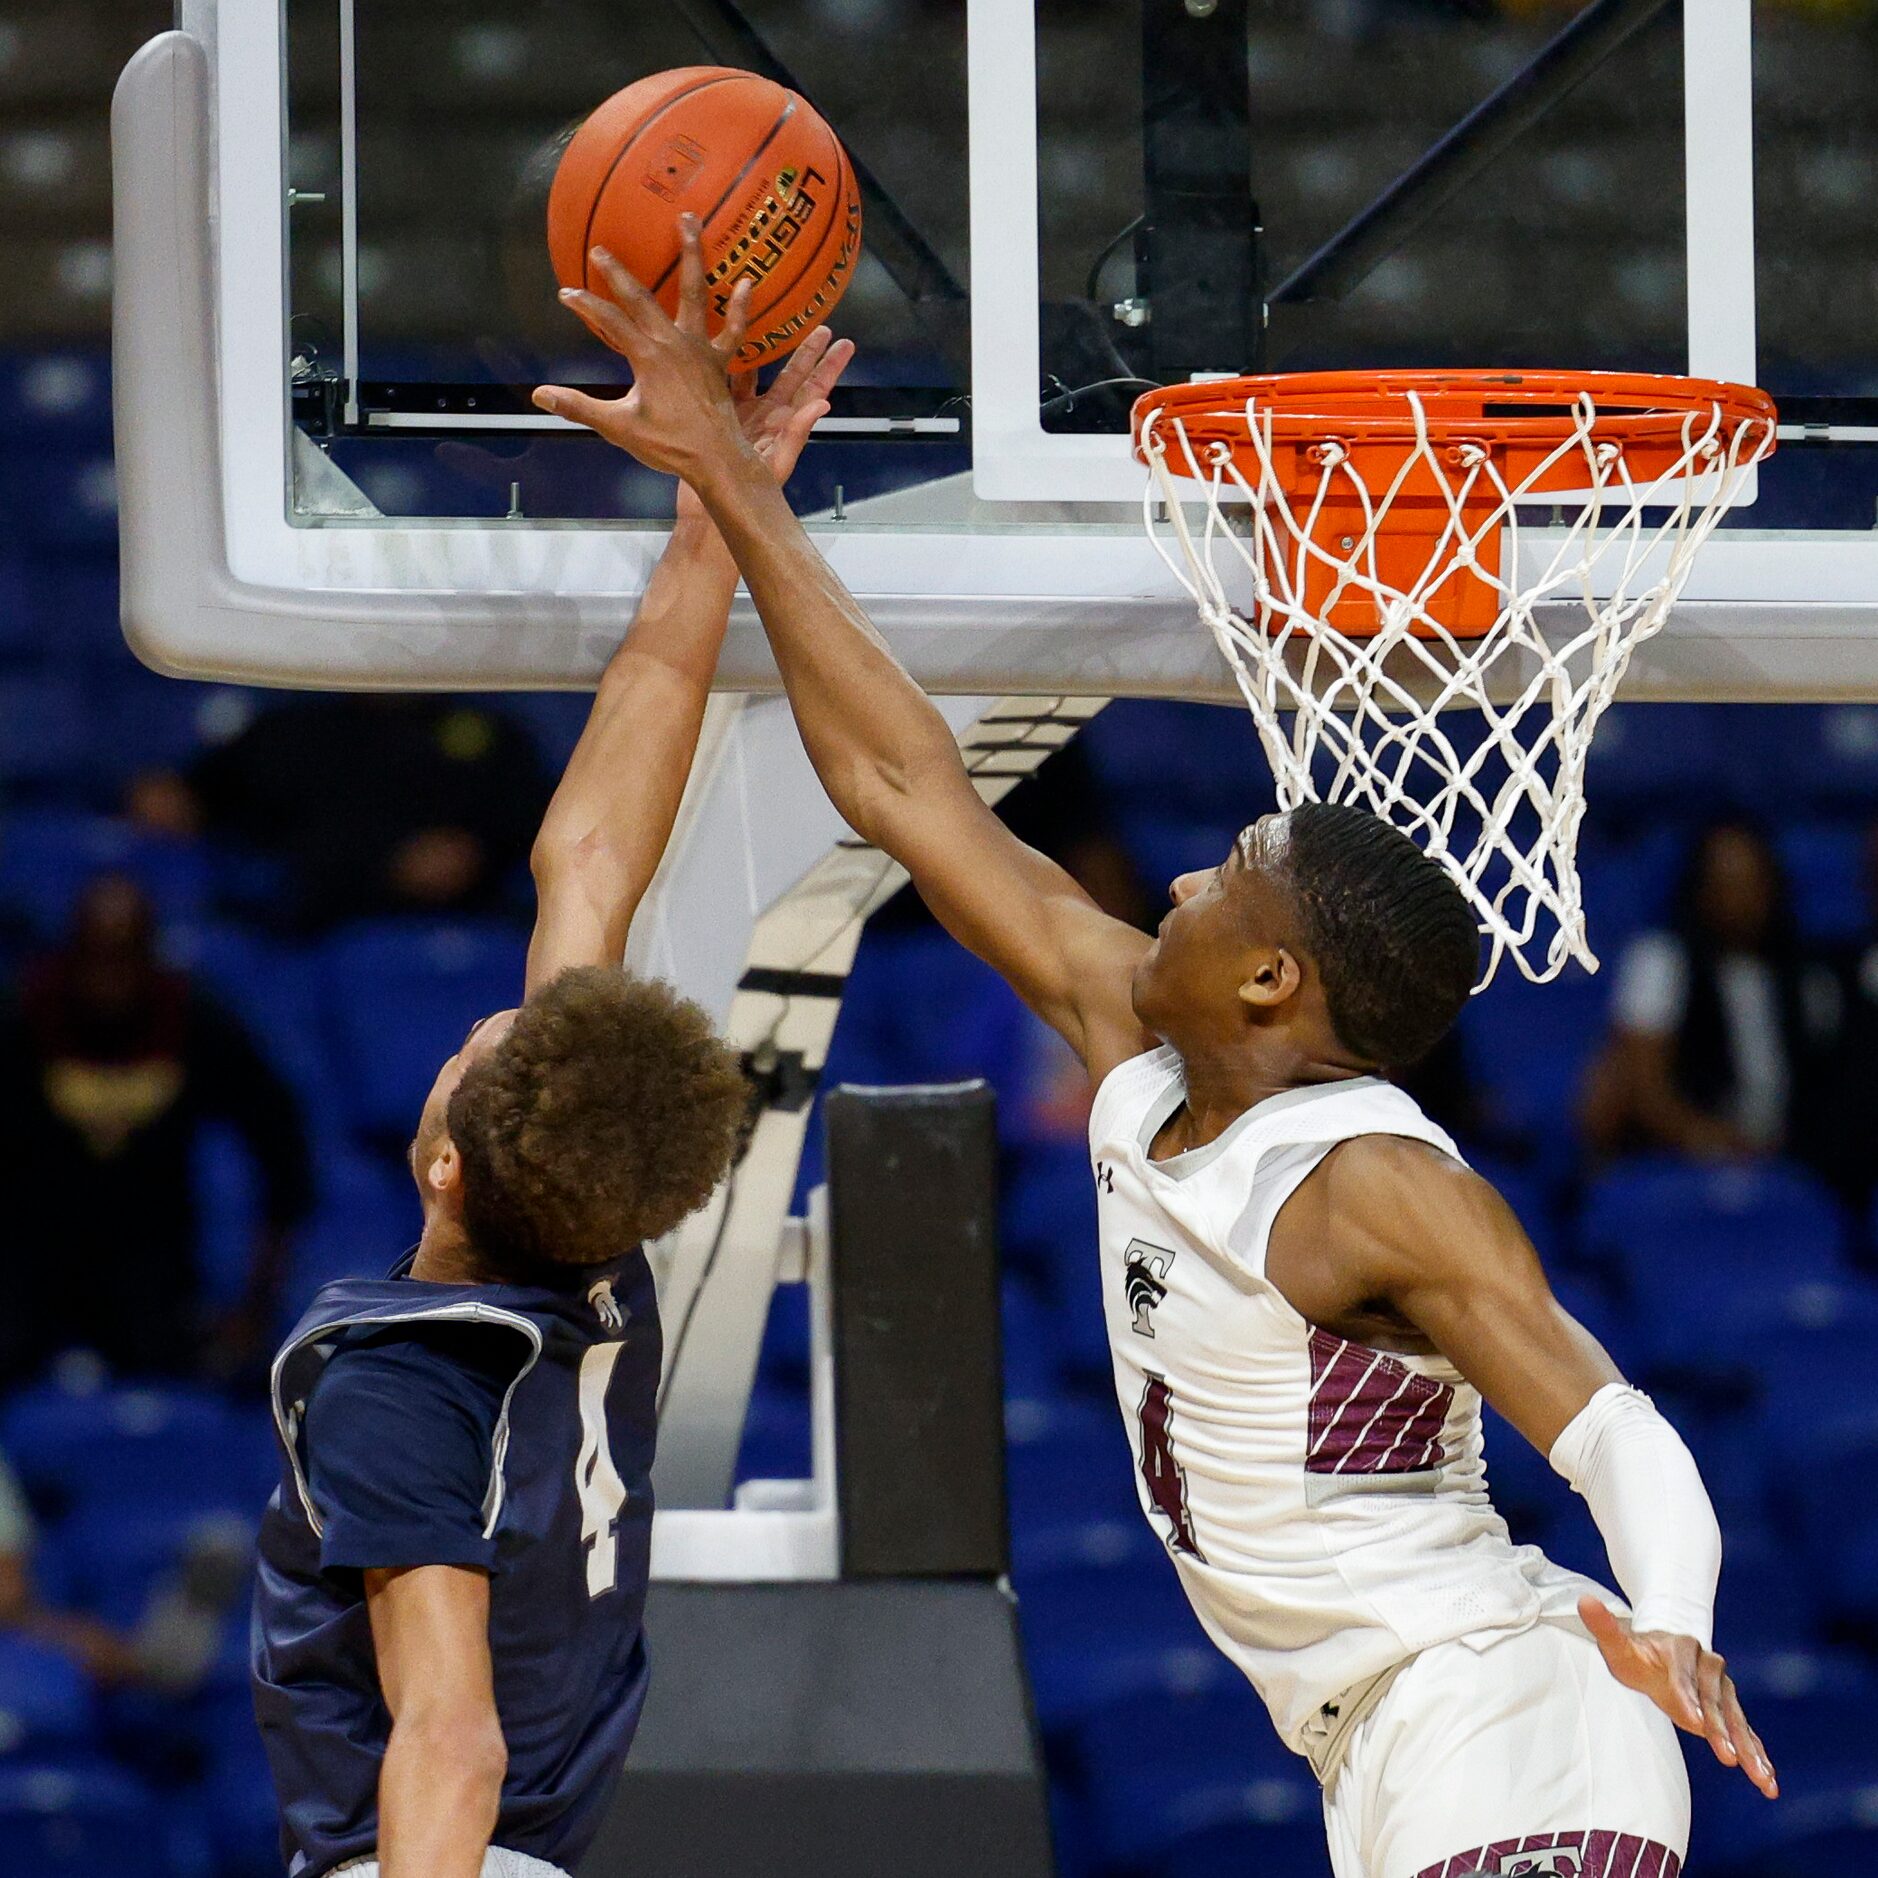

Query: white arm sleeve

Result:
[1549,1382,1721,1650]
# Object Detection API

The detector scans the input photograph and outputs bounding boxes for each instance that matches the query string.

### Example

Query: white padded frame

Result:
[111,4,1878,697]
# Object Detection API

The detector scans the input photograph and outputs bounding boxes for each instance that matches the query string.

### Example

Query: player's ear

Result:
[1237,944,1301,1010]
[425,1136,464,1204]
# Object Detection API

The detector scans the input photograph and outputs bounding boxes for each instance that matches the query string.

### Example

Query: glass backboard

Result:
[111,0,1878,695]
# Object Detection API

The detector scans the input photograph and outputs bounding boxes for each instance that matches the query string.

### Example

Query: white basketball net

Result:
[1139,387,1776,987]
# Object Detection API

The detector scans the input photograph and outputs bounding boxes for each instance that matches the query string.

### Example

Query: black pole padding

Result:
[1270,0,1679,307]
[824,1081,1009,1580]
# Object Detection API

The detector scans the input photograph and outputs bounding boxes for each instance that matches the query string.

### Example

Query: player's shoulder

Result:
[1313,1130,1525,1266]
[305,1319,530,1437]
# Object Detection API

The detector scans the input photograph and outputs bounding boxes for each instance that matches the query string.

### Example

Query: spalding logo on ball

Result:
[548,67,862,367]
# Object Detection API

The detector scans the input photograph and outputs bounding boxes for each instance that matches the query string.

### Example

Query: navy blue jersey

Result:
[251,1250,659,1878]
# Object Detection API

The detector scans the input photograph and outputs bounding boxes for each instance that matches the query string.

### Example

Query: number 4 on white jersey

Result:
[575,1341,629,1598]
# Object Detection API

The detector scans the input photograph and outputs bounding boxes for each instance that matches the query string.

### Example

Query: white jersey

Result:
[1090,1047,1610,1760]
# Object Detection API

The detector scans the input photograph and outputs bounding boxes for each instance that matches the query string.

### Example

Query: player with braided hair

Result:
[534,223,1776,1878]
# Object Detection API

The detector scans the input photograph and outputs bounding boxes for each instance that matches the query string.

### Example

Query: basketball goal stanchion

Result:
[1134,371,1778,988]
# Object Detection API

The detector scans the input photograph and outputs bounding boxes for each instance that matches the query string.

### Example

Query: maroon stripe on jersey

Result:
[1413,1831,1678,1878]
[1306,1327,1454,1475]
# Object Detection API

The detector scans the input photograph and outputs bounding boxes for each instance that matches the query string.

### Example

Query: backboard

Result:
[113,1,1878,697]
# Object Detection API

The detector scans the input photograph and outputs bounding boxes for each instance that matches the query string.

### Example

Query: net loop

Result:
[1134,370,1779,988]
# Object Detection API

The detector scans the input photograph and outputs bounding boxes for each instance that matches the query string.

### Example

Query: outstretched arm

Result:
[536,230,1153,1080]
[1269,1136,1775,1799]
[525,281,848,997]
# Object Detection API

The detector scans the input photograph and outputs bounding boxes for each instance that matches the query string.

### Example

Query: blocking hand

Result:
[676,327,853,524]
[536,215,774,484]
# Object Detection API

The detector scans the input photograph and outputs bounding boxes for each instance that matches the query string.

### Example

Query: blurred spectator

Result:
[1815,819,1878,1211]
[129,696,552,931]
[0,1444,248,1696]
[0,876,313,1389]
[1579,819,1840,1163]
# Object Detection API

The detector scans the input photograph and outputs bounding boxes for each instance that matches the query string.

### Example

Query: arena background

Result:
[2,4,1877,1875]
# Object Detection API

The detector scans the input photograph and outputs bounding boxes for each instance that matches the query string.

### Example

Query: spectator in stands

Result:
[0,874,313,1389]
[129,695,552,932]
[1814,817,1878,1213]
[1580,817,1839,1164]
[0,1444,248,1695]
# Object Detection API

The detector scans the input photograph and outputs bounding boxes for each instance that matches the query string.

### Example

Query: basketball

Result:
[547,67,862,367]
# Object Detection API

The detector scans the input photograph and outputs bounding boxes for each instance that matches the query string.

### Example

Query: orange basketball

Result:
[547,66,862,368]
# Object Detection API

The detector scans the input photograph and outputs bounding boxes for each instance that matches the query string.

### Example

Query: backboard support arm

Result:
[1270,0,1677,310]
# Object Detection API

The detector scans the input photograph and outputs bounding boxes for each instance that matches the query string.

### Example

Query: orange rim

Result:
[1133,368,1778,476]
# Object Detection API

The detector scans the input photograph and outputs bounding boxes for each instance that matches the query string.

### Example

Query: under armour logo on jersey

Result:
[587,1278,624,1334]
[1123,1239,1174,1337]
[1096,1163,1115,1195]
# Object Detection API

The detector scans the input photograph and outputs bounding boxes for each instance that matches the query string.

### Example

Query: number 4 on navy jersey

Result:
[575,1342,630,1597]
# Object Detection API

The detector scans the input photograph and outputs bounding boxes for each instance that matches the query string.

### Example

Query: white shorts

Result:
[331,1852,567,1878]
[1324,1621,1690,1878]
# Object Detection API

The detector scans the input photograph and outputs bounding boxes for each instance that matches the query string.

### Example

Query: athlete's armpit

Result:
[1268,1133,1623,1456]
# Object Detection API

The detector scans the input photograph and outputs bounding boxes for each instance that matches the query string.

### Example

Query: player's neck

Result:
[410,1212,488,1286]
[1171,1037,1365,1149]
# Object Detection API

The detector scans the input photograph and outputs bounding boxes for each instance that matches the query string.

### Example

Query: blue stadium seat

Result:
[3,446,121,551]
[0,1764,168,1877]
[1079,1683,1310,1871]
[1710,1525,1827,1656]
[0,672,90,791]
[94,669,258,786]
[1755,1327,1878,1616]
[501,692,591,777]
[1136,1811,1332,1878]
[1480,1404,1561,1544]
[1006,1396,1150,1579]
[1001,1144,1106,1375]
[22,556,125,668]
[0,352,113,439]
[1002,1274,1069,1405]
[198,1687,280,1878]
[1575,823,1683,961]
[54,1506,257,1635]
[1683,1659,1878,1878]
[1579,1159,1848,1369]
[0,558,36,661]
[1776,819,1871,945]
[1115,812,1244,899]
[1821,1515,1878,1633]
[174,923,347,1141]
[1582,703,1733,826]
[1015,1556,1222,1731]
[317,919,528,1143]
[0,810,210,938]
[1456,965,1607,1177]
[0,1636,97,1761]
[0,1383,275,1523]
[1758,703,1878,814]
[832,926,1029,1095]
[1081,700,1274,830]
[282,1147,418,1309]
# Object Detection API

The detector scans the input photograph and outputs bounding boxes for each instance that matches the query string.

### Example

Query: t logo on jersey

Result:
[1137,1372,1203,1559]
[1496,1855,1581,1878]
[1123,1238,1174,1337]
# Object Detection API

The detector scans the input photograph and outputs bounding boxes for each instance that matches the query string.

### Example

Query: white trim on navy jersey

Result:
[270,1303,545,1543]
